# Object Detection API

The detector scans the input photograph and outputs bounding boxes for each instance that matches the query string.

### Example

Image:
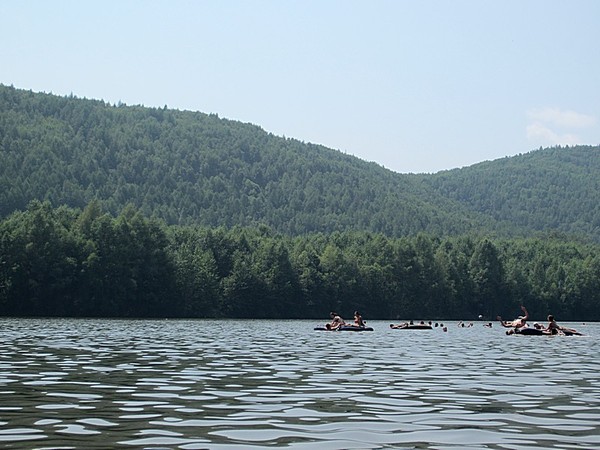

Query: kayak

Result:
[314,326,374,332]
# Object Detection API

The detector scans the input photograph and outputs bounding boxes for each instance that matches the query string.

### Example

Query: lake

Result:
[0,318,598,449]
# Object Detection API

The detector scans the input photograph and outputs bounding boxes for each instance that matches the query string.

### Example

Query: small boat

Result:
[314,326,374,332]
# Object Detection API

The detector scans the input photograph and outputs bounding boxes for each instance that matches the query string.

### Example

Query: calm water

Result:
[0,318,599,449]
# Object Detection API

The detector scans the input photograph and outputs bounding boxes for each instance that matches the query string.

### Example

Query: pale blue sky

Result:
[1,0,599,173]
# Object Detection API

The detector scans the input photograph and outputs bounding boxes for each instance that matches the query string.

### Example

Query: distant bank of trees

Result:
[1,201,599,321]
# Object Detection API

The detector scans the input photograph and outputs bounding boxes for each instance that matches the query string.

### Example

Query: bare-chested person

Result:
[544,314,582,336]
[497,305,529,330]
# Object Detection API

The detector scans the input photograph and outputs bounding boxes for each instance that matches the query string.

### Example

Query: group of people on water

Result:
[323,305,582,335]
[389,320,448,332]
[325,311,366,330]
[497,305,581,335]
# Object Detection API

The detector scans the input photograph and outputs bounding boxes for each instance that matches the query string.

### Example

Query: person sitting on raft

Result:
[543,315,581,335]
[325,312,345,330]
[544,314,560,334]
[348,311,365,328]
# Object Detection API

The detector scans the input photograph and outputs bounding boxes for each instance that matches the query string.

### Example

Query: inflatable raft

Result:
[512,327,582,336]
[514,327,545,335]
[390,324,432,330]
[314,326,374,332]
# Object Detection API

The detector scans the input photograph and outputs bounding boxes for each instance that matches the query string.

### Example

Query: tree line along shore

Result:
[1,201,599,320]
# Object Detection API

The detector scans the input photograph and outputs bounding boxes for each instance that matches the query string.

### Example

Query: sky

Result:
[1,0,599,174]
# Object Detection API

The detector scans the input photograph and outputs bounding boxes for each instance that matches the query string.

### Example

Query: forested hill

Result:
[0,84,487,236]
[421,145,600,240]
[1,84,599,241]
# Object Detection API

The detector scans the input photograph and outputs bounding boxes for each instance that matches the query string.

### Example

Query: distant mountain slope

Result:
[422,145,600,240]
[0,84,485,236]
[1,84,599,241]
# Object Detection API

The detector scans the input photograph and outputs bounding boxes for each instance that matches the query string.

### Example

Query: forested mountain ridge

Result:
[1,84,599,241]
[0,84,489,236]
[421,145,600,240]
[2,85,600,320]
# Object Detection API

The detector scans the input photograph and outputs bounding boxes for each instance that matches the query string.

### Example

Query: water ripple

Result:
[0,318,598,449]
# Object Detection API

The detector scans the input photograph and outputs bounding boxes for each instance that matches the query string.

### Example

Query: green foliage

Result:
[3,85,599,241]
[0,84,501,238]
[1,203,599,320]
[0,201,177,317]
[421,146,600,241]
[2,85,600,319]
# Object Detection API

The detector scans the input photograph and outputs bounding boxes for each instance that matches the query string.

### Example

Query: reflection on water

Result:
[0,318,598,449]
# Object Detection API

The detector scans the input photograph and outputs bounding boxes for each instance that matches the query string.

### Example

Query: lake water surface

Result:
[0,318,598,449]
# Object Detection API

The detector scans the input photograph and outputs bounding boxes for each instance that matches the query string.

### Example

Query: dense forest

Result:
[422,146,600,239]
[1,201,599,320]
[4,84,599,242]
[0,84,486,236]
[1,85,600,320]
